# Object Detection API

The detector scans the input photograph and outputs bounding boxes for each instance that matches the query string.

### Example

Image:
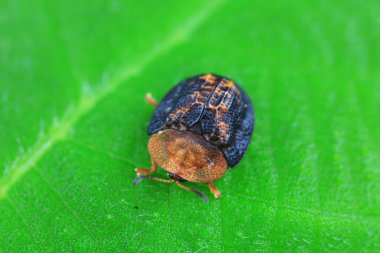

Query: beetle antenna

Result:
[175,182,208,203]
[132,174,175,185]
[133,175,209,203]
[132,175,146,185]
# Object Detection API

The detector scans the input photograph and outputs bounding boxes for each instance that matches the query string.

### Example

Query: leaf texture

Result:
[0,0,379,252]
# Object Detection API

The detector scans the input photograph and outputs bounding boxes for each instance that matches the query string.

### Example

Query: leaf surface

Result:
[1,0,379,252]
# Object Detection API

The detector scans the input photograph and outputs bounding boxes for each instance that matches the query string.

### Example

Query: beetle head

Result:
[147,129,228,183]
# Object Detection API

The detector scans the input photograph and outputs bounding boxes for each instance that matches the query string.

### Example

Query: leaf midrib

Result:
[0,0,226,200]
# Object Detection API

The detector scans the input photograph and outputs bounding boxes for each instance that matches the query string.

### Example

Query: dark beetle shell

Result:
[148,74,254,167]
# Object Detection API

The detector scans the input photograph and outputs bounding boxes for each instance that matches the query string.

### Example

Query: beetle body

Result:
[134,74,254,201]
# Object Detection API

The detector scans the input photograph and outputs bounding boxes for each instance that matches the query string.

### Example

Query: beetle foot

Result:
[207,183,221,199]
[145,93,158,107]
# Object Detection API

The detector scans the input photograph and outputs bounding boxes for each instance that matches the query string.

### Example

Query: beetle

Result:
[133,73,254,202]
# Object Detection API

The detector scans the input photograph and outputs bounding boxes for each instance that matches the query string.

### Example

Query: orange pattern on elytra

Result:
[200,73,219,83]
[166,76,216,130]
[206,78,241,144]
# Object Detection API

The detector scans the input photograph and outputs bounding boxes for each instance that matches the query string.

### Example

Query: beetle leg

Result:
[175,181,208,203]
[207,182,221,199]
[135,159,157,175]
[145,92,158,107]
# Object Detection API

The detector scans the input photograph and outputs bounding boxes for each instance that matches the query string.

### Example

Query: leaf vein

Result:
[35,168,100,249]
[68,138,136,167]
[6,196,43,251]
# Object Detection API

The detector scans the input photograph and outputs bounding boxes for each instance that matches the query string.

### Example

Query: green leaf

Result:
[1,0,379,252]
